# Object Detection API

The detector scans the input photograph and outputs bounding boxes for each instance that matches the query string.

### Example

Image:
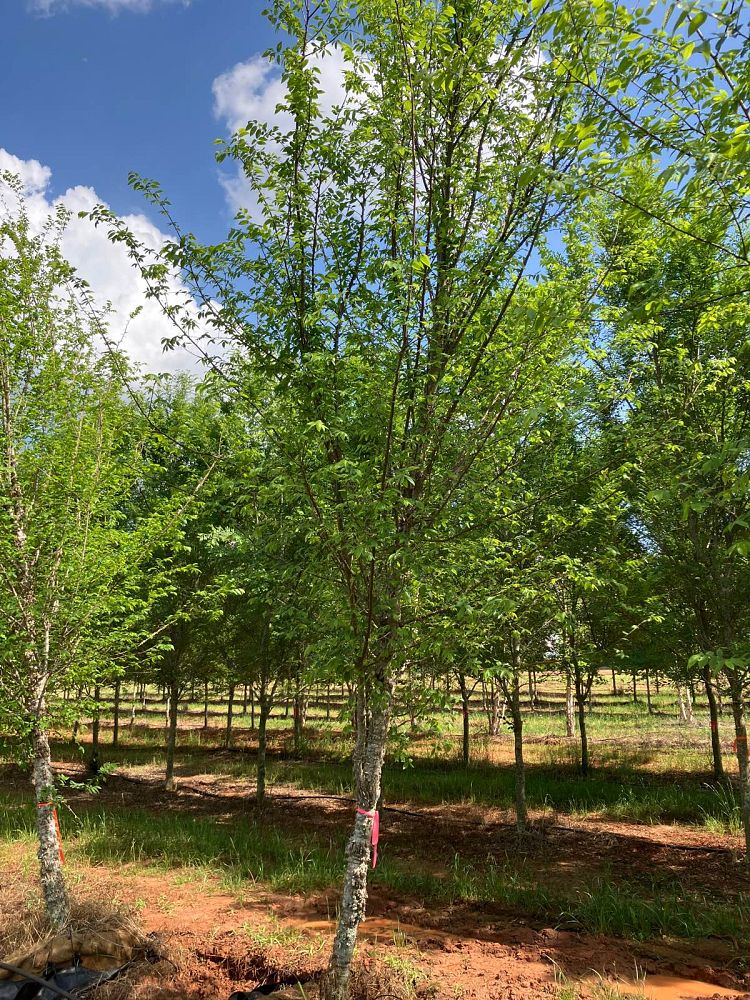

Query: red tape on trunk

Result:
[37,802,65,864]
[356,807,380,869]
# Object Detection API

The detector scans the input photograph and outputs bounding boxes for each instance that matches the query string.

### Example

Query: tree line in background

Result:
[2,1,750,997]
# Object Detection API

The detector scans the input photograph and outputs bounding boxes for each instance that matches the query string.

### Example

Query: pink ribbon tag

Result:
[356,807,380,869]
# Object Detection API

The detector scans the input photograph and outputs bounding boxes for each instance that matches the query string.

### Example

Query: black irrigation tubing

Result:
[0,963,79,1000]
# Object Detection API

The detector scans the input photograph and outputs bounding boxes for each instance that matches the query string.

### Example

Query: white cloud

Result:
[29,0,188,13]
[0,148,201,373]
[212,47,349,214]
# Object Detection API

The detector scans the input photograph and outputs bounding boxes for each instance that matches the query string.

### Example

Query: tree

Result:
[587,185,750,858]
[88,0,654,991]
[0,188,146,927]
[129,375,236,791]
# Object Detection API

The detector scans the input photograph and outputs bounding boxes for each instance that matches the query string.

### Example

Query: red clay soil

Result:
[2,762,749,1000]
[2,853,748,1000]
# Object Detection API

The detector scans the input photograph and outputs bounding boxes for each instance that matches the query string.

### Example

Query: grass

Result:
[255,758,743,831]
[241,915,325,956]
[33,725,742,832]
[1,790,747,948]
[0,791,345,894]
[375,854,750,945]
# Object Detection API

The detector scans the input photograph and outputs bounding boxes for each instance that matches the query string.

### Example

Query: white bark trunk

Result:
[28,677,69,930]
[322,682,391,1000]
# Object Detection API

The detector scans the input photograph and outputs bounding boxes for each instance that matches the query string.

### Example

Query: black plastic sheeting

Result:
[1,966,301,1000]
[0,965,123,1000]
[229,986,304,999]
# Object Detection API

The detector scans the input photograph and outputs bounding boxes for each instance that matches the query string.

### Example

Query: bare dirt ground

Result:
[1,849,747,1000]
[2,763,750,1000]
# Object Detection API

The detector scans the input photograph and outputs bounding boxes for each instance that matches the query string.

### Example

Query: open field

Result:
[2,678,749,1000]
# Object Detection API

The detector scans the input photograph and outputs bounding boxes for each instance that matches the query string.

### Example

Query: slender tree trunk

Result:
[165,679,179,791]
[242,684,248,714]
[632,671,638,703]
[91,684,101,756]
[326,683,331,721]
[678,685,694,724]
[488,678,502,736]
[458,673,470,767]
[565,668,575,738]
[203,680,209,730]
[257,679,271,808]
[645,668,653,715]
[112,678,120,747]
[726,668,750,864]
[129,680,137,728]
[293,678,305,754]
[703,666,724,780]
[225,684,235,749]
[28,676,70,930]
[577,692,589,777]
[250,688,256,729]
[323,677,392,1000]
[509,634,528,834]
[611,666,617,695]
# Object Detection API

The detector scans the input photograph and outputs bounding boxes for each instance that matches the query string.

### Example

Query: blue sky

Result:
[3,0,280,242]
[2,1,332,368]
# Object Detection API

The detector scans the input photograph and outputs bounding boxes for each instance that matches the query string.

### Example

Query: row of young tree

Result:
[2,1,750,997]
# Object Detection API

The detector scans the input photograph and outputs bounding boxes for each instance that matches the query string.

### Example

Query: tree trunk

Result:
[225,684,235,749]
[703,667,724,781]
[677,685,694,725]
[726,668,750,863]
[112,678,120,747]
[165,679,179,791]
[572,650,589,777]
[632,671,638,703]
[488,678,502,737]
[257,695,270,808]
[577,692,589,777]
[91,684,101,755]
[242,684,248,714]
[129,680,137,727]
[565,668,575,738]
[458,673,470,767]
[645,668,653,715]
[293,679,305,754]
[203,680,209,730]
[509,634,528,834]
[28,677,70,930]
[322,679,391,1000]
[611,666,617,695]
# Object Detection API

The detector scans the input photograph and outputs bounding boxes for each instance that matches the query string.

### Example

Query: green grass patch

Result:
[257,758,741,831]
[1,790,746,948]
[0,790,344,894]
[374,855,750,946]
